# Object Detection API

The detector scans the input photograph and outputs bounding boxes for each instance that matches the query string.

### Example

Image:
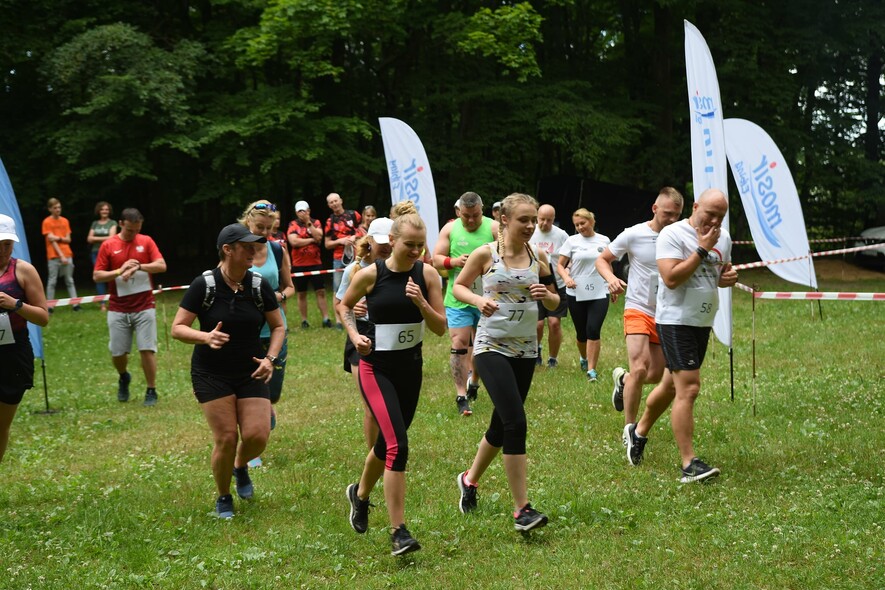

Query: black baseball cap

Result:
[217,223,267,250]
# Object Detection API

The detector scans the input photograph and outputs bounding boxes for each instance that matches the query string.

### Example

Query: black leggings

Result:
[567,295,610,342]
[474,353,536,455]
[358,358,422,472]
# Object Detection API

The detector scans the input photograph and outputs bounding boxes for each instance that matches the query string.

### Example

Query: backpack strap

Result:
[202,269,216,310]
[269,240,283,273]
[250,271,264,312]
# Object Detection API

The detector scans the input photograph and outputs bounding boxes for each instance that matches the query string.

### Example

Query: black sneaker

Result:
[457,471,477,514]
[143,388,158,407]
[301,320,310,329]
[233,466,254,499]
[624,423,647,466]
[215,494,234,519]
[322,318,332,328]
[117,372,131,402]
[611,367,626,412]
[680,457,721,483]
[456,396,472,416]
[346,483,370,534]
[466,381,479,402]
[390,525,421,556]
[535,346,543,367]
[514,503,548,532]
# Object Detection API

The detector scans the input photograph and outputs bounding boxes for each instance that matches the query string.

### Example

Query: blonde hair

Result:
[572,208,595,224]
[497,193,539,268]
[391,213,425,239]
[238,199,279,228]
[658,187,684,208]
[348,235,373,280]
[390,200,418,219]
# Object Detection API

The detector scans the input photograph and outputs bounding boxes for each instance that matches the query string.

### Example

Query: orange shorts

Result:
[623,308,659,345]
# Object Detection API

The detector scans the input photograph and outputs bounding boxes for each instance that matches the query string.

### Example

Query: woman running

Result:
[0,214,49,463]
[557,208,611,382]
[171,224,285,518]
[341,213,446,556]
[334,217,394,448]
[452,193,559,532]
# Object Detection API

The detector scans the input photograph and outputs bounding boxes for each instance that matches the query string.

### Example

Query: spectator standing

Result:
[87,201,118,311]
[324,192,362,326]
[42,198,80,312]
[287,201,331,328]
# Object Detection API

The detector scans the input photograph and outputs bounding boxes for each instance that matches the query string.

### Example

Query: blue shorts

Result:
[446,306,481,329]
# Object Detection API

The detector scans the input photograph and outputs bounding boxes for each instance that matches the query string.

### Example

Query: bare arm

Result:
[405,266,447,336]
[452,246,497,315]
[535,251,561,311]
[596,247,626,296]
[277,248,294,302]
[432,222,468,270]
[557,254,576,290]
[251,310,284,383]
[341,265,377,355]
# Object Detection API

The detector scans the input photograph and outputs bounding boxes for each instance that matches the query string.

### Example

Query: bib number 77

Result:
[508,309,525,322]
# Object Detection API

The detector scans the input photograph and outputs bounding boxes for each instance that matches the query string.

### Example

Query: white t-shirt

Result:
[655,219,732,327]
[607,222,660,316]
[559,233,610,300]
[530,225,569,290]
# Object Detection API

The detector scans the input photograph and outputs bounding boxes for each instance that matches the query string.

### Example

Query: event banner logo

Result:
[387,158,426,212]
[733,155,783,248]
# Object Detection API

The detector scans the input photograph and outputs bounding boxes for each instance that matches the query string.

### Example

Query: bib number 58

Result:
[700,302,714,314]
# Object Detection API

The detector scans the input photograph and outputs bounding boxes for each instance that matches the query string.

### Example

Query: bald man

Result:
[626,188,738,483]
[529,204,569,368]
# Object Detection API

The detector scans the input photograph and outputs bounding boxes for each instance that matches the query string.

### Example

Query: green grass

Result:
[1,267,883,589]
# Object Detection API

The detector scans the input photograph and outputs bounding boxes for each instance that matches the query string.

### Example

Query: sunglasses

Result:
[253,203,277,212]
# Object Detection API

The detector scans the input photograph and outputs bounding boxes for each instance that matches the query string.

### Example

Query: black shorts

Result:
[191,370,270,404]
[657,324,712,371]
[293,265,326,292]
[343,320,372,372]
[0,338,34,405]
[538,287,568,320]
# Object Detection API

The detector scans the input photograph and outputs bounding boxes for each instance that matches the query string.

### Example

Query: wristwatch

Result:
[265,354,282,367]
[13,299,23,312]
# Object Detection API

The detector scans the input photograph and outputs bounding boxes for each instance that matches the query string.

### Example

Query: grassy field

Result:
[1,265,883,589]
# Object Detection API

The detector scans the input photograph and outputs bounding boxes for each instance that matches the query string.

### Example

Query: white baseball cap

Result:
[492,201,502,210]
[367,217,394,244]
[295,200,310,212]
[0,214,20,242]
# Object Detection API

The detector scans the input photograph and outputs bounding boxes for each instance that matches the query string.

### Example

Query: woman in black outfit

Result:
[341,213,446,556]
[171,224,285,518]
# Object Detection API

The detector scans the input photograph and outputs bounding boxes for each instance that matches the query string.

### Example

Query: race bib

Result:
[575,274,606,301]
[375,321,425,351]
[0,313,14,346]
[470,275,483,297]
[682,287,718,324]
[483,302,538,338]
[647,272,660,308]
[115,270,151,297]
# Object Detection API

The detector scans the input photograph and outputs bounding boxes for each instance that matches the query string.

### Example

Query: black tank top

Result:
[364,259,427,368]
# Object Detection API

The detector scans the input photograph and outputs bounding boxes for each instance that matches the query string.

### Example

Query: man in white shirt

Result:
[625,188,738,483]
[529,205,569,368]
[595,187,683,440]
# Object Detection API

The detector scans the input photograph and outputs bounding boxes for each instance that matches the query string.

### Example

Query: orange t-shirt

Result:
[42,216,74,260]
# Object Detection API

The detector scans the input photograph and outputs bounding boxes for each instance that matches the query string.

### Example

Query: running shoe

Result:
[143,388,158,407]
[465,371,478,401]
[247,457,263,469]
[301,320,310,329]
[322,318,333,328]
[611,367,626,412]
[547,358,558,369]
[346,483,370,534]
[457,471,478,514]
[215,494,234,519]
[456,396,472,416]
[72,304,81,312]
[117,372,131,402]
[624,423,647,466]
[514,504,548,532]
[233,466,253,499]
[680,457,720,483]
[579,358,588,372]
[535,346,543,367]
[587,369,598,383]
[390,525,421,556]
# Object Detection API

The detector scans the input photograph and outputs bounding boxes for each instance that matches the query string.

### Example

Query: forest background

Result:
[1,0,883,283]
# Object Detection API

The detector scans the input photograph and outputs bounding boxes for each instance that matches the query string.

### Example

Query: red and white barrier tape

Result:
[47,268,344,307]
[733,236,868,245]
[755,291,884,300]
[732,243,883,271]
